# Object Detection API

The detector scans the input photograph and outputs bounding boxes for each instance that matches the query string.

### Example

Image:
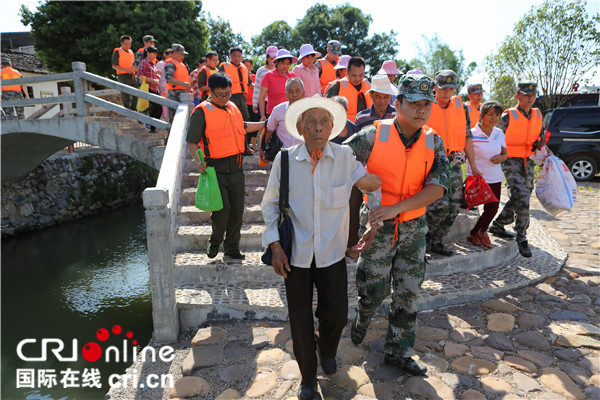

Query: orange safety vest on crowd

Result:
[337,78,373,122]
[113,47,135,74]
[504,107,543,158]
[427,95,467,154]
[166,59,190,91]
[366,120,435,222]
[247,73,255,105]
[1,66,22,91]
[317,58,337,94]
[200,65,217,97]
[466,102,480,129]
[193,101,246,159]
[220,62,249,95]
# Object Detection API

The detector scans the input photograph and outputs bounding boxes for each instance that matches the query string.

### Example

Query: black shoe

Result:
[430,243,454,257]
[517,240,532,258]
[224,250,245,260]
[207,244,219,259]
[243,150,254,156]
[317,343,337,375]
[350,316,367,345]
[298,377,317,400]
[385,355,428,376]
[489,223,516,239]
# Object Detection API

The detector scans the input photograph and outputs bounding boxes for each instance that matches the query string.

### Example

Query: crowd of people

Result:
[110,35,550,400]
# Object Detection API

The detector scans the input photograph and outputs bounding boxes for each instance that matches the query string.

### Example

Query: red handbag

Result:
[464,175,499,209]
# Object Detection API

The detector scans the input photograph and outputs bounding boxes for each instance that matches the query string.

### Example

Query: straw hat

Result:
[284,96,347,141]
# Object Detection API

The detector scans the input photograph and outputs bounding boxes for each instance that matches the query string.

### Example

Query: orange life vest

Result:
[200,65,217,97]
[504,107,543,158]
[220,62,249,95]
[337,78,373,122]
[427,95,467,154]
[166,59,190,91]
[193,101,246,159]
[247,73,255,105]
[366,120,435,223]
[1,66,22,91]
[318,57,337,94]
[466,102,480,129]
[113,47,135,74]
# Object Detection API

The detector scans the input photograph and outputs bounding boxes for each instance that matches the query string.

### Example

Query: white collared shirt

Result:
[262,142,368,268]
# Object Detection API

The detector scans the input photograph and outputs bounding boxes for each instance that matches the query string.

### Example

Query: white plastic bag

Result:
[529,146,548,165]
[535,155,577,216]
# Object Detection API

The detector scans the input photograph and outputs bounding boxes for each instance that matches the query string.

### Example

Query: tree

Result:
[484,0,600,110]
[251,21,299,56]
[490,75,518,109]
[414,34,477,92]
[205,15,250,61]
[20,1,209,77]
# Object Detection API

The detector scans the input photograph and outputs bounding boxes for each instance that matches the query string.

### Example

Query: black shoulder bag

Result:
[261,149,293,265]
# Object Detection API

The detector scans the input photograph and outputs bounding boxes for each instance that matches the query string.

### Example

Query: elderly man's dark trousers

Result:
[210,168,245,253]
[284,257,348,383]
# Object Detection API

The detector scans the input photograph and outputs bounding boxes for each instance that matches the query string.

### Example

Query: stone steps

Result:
[174,223,266,251]
[176,219,567,330]
[178,204,264,224]
[179,186,265,206]
[183,156,262,172]
[181,169,270,187]
[172,234,517,286]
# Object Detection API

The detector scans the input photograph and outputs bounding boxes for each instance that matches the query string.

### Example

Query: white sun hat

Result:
[284,96,347,141]
[298,44,322,60]
[366,75,398,96]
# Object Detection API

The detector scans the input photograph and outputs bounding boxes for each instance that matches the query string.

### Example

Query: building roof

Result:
[1,49,51,74]
[1,32,35,51]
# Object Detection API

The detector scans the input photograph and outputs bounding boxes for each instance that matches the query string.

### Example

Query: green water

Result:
[1,205,153,399]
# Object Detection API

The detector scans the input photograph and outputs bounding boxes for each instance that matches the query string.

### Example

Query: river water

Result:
[1,205,153,399]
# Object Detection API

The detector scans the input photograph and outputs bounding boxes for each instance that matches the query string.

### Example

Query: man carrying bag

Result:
[186,72,265,260]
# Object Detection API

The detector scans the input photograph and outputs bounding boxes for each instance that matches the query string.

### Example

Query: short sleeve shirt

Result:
[261,69,296,114]
[467,124,506,184]
[292,63,321,97]
[266,101,304,149]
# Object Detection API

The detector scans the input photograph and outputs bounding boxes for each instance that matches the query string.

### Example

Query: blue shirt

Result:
[354,104,396,129]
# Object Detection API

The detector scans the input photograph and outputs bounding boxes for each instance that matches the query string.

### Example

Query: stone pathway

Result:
[107,181,599,400]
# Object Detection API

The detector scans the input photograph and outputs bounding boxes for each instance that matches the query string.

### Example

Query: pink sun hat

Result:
[377,60,403,75]
[333,55,351,70]
[266,46,279,57]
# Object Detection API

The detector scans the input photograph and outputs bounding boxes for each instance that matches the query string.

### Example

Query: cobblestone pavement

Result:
[108,180,600,400]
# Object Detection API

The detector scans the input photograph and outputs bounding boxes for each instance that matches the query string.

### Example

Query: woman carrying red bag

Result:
[466,101,507,248]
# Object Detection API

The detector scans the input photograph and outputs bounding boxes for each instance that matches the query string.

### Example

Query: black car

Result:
[545,106,600,181]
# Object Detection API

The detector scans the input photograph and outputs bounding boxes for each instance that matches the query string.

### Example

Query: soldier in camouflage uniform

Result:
[1,57,29,120]
[164,44,192,125]
[344,74,450,376]
[489,82,548,258]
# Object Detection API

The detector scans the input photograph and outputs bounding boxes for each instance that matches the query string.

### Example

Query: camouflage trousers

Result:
[493,157,534,242]
[426,163,463,246]
[167,89,188,123]
[355,210,428,359]
[2,90,25,120]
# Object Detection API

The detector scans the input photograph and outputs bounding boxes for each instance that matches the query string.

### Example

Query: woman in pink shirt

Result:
[258,49,297,121]
[292,44,322,97]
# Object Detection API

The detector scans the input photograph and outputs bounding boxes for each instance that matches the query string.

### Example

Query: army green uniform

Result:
[344,120,449,359]
[164,60,190,123]
[2,90,25,120]
[492,103,544,242]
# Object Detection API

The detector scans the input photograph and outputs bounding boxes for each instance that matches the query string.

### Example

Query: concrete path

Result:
[108,179,600,400]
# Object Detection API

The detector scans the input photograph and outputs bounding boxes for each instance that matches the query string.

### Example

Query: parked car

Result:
[545,106,600,181]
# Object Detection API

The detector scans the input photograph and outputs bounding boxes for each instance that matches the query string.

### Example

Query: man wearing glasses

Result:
[186,72,265,260]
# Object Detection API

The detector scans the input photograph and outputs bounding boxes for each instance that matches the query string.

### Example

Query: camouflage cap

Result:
[171,44,188,55]
[435,69,458,89]
[517,81,538,94]
[398,75,435,102]
[467,83,484,93]
[1,57,11,65]
[143,35,157,43]
[327,40,342,55]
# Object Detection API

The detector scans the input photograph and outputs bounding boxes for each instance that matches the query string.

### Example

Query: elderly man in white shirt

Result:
[262,97,381,400]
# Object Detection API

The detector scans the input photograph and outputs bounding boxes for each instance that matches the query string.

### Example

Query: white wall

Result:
[20,72,60,119]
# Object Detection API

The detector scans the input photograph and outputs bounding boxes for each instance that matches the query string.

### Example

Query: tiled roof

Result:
[1,49,51,74]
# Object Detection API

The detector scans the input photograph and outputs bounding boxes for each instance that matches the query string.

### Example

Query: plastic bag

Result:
[535,155,577,216]
[136,76,149,112]
[195,149,223,211]
[529,146,548,165]
[464,175,499,209]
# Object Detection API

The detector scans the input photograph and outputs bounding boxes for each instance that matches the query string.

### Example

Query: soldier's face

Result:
[396,99,432,131]
[468,92,483,104]
[516,92,536,108]
[435,86,455,105]
[298,109,333,152]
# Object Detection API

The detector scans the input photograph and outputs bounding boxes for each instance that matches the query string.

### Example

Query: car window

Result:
[556,110,600,133]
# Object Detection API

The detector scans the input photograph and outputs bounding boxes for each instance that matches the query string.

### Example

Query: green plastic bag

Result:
[195,149,223,211]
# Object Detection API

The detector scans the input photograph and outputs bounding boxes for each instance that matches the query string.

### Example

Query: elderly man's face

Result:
[371,92,391,113]
[298,108,333,152]
[347,64,365,86]
[286,81,304,104]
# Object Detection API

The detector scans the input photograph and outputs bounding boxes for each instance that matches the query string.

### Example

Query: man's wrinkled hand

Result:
[271,242,290,278]
[353,225,379,252]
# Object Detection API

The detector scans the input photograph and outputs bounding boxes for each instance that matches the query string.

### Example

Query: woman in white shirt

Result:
[466,101,507,249]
